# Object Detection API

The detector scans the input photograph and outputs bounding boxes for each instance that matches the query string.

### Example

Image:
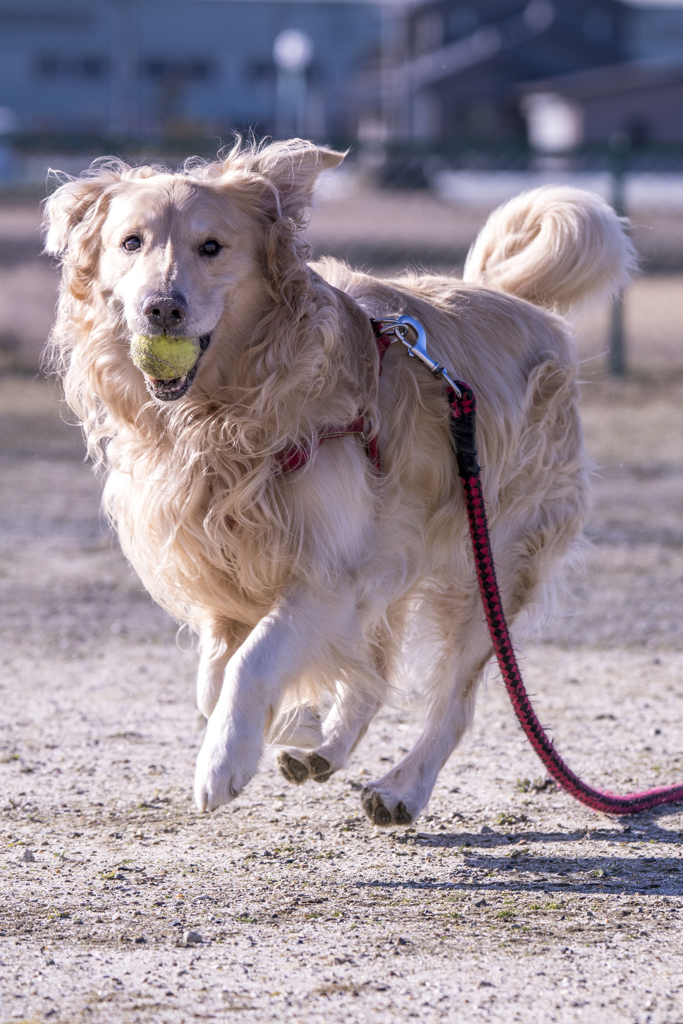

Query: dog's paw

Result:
[194,752,247,812]
[360,785,416,827]
[277,749,334,785]
[194,726,260,812]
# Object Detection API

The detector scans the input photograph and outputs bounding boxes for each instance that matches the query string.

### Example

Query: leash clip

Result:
[376,315,462,398]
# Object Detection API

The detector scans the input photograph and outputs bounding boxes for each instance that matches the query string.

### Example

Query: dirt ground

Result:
[2,192,683,1023]
[2,370,683,1024]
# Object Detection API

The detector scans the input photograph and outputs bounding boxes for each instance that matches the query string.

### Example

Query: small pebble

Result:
[479,825,494,835]
[183,930,203,946]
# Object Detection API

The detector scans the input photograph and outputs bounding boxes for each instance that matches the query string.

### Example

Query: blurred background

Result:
[2,0,683,374]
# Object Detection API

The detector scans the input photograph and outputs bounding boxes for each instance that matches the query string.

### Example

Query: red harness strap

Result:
[275,419,369,475]
[274,323,392,475]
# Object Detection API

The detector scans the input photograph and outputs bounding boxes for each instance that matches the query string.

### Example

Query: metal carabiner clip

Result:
[378,315,462,398]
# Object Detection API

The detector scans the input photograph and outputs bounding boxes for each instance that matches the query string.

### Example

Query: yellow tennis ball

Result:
[130,334,201,380]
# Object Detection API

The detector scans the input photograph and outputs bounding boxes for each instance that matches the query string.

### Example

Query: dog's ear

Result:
[43,177,114,255]
[251,140,345,219]
[44,158,137,255]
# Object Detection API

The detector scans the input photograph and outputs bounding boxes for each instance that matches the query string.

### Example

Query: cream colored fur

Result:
[463,185,636,312]
[44,140,635,826]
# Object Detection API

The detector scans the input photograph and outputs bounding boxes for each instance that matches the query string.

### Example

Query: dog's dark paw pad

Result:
[395,801,413,825]
[373,802,392,826]
[277,751,309,785]
[361,787,415,827]
[309,753,333,783]
[361,788,393,827]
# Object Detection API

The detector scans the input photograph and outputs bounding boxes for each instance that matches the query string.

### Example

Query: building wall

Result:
[626,5,683,63]
[582,80,683,145]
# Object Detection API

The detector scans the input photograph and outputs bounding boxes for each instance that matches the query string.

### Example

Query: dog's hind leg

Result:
[360,620,489,827]
[277,680,383,785]
[361,514,583,826]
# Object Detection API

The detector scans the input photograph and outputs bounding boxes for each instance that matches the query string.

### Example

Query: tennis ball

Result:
[130,333,201,380]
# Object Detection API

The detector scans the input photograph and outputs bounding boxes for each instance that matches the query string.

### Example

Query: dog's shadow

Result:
[364,812,683,896]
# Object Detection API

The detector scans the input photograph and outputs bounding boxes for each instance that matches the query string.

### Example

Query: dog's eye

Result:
[123,235,141,252]
[200,239,221,257]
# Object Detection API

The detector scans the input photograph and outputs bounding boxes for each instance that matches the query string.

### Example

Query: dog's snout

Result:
[142,294,188,330]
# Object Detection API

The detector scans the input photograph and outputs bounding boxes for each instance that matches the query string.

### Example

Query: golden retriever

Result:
[44,139,634,825]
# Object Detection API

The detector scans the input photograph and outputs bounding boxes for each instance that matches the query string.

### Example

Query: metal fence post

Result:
[609,291,625,376]
[609,137,629,376]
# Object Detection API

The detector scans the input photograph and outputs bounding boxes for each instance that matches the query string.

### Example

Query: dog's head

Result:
[44,140,344,402]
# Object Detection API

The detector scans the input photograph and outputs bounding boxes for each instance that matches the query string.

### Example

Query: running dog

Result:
[44,139,634,825]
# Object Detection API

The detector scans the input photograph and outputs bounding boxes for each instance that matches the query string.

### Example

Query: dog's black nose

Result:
[142,294,188,330]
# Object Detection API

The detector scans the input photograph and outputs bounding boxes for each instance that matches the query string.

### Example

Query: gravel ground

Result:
[1,370,683,1024]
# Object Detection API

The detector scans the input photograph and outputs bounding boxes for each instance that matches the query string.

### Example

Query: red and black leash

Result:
[448,375,683,815]
[275,314,683,815]
[370,316,683,816]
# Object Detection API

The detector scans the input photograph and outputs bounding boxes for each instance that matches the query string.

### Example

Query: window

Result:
[414,12,444,56]
[35,55,108,78]
[141,59,216,82]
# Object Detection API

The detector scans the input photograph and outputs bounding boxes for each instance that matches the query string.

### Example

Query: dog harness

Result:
[275,315,467,477]
[275,314,683,816]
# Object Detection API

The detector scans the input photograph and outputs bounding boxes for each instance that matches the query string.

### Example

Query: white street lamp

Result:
[273,29,314,139]
[273,29,313,75]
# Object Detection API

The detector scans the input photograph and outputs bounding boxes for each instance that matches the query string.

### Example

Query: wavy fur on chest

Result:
[101,269,381,627]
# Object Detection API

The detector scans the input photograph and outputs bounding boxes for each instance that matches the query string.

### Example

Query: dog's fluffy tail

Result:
[463,186,637,312]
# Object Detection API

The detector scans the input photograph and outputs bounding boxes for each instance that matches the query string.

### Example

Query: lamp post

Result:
[273,29,313,139]
[608,132,630,377]
[0,107,16,181]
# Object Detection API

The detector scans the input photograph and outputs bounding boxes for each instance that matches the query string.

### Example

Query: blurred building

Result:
[519,60,683,149]
[1,0,683,149]
[386,0,628,142]
[627,2,683,63]
[516,2,683,149]
[381,0,683,145]
[0,0,382,141]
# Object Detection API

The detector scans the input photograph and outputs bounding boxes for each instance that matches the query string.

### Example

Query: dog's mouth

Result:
[145,364,198,401]
[137,333,212,402]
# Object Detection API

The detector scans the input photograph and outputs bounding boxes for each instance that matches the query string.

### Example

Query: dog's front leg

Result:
[194,590,349,812]
[196,629,231,719]
[196,623,247,719]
